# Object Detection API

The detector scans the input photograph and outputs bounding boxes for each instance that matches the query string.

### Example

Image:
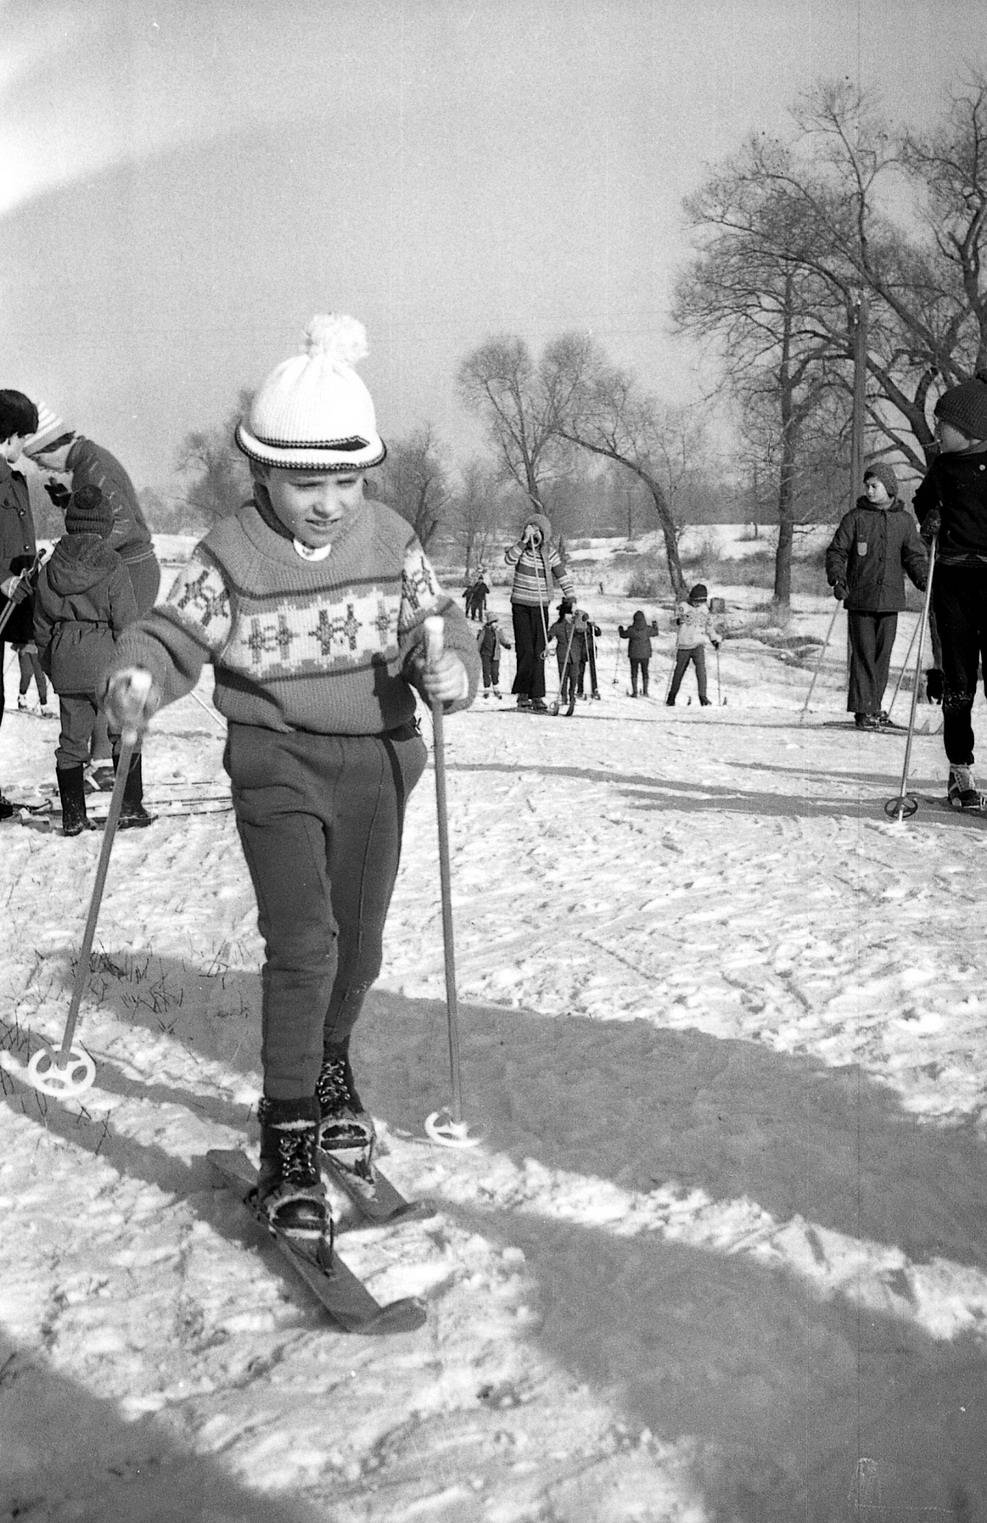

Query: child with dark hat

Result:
[33,486,141,835]
[825,461,928,730]
[477,609,511,698]
[913,373,987,806]
[666,584,722,706]
[103,313,480,1239]
[618,609,660,696]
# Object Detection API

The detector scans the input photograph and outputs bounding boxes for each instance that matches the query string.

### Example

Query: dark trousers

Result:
[932,565,987,766]
[846,610,897,715]
[629,657,650,695]
[226,722,427,1099]
[668,646,707,702]
[17,649,48,703]
[480,652,501,688]
[55,691,141,768]
[511,604,548,700]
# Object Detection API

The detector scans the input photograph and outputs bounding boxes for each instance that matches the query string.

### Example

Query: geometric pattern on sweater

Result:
[163,534,443,682]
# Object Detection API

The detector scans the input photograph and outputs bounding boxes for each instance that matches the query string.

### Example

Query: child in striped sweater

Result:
[104,314,480,1240]
[504,512,575,711]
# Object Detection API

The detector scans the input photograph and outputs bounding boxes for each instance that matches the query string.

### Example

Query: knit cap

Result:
[863,462,897,499]
[65,484,112,536]
[934,376,987,442]
[235,314,386,472]
[688,583,708,604]
[484,610,499,623]
[25,401,69,456]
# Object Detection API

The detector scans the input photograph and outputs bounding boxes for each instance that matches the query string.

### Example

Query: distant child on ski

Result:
[618,609,660,696]
[913,373,987,808]
[666,584,721,706]
[0,389,41,819]
[504,512,575,712]
[825,462,928,730]
[477,610,511,697]
[33,486,141,835]
[104,313,480,1240]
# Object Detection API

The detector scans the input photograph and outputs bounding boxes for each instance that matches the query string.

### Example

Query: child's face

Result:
[0,433,27,465]
[937,420,975,454]
[264,467,365,547]
[864,477,891,507]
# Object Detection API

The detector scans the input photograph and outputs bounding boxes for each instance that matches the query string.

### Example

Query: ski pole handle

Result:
[424,614,444,668]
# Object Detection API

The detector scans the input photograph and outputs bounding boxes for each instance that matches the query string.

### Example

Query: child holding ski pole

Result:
[505,512,575,712]
[477,610,511,698]
[913,373,987,808]
[103,313,480,1240]
[666,584,722,706]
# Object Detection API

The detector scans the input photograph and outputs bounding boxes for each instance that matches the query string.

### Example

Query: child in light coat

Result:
[666,584,721,706]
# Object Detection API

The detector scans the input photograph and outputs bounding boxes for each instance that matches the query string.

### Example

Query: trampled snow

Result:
[1,541,984,1522]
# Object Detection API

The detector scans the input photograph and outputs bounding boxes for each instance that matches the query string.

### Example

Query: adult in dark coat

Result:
[0,391,41,817]
[825,463,928,728]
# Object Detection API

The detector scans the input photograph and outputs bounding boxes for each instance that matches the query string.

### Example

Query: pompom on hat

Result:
[933,375,987,442]
[235,314,386,472]
[863,461,898,499]
[25,400,70,456]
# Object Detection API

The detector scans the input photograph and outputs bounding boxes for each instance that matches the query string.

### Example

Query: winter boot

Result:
[0,793,14,821]
[57,764,93,837]
[256,1096,329,1238]
[948,765,981,810]
[316,1043,376,1152]
[854,712,880,730]
[117,753,154,829]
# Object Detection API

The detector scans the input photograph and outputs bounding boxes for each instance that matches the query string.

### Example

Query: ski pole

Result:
[26,732,140,1098]
[798,600,842,724]
[716,645,723,705]
[885,537,937,823]
[422,617,482,1148]
[185,684,227,734]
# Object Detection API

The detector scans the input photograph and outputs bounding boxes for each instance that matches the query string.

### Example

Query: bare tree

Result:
[446,458,504,578]
[457,336,572,510]
[175,390,253,524]
[374,423,449,552]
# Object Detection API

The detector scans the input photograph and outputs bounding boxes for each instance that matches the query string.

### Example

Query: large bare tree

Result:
[374,423,448,552]
[457,336,572,510]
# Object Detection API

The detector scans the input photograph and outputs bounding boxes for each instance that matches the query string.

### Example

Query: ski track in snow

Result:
[1,575,986,1522]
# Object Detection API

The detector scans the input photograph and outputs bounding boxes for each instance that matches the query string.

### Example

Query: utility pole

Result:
[850,291,868,501]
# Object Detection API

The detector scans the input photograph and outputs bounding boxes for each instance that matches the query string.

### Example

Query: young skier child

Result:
[618,609,660,696]
[825,462,928,730]
[33,486,141,835]
[666,584,722,706]
[504,513,575,711]
[546,599,586,713]
[103,313,480,1239]
[0,390,40,818]
[913,373,987,807]
[477,610,511,697]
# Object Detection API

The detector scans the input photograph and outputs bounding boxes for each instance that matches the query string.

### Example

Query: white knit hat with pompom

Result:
[235,314,386,471]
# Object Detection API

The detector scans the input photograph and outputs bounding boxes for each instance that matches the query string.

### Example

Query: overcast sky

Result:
[2,0,984,494]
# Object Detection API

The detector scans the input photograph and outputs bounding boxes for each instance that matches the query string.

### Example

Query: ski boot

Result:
[316,1043,376,1153]
[948,765,981,811]
[256,1096,329,1238]
[57,764,95,837]
[117,753,155,829]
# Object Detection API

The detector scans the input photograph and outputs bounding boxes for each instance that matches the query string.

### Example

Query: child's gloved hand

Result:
[925,667,944,704]
[0,575,28,603]
[43,479,71,509]
[422,651,469,705]
[832,582,849,601]
[103,667,161,735]
[920,511,941,543]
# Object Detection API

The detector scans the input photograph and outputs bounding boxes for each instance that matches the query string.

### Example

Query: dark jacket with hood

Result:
[618,610,659,660]
[912,443,987,563]
[0,460,38,644]
[63,436,156,567]
[825,498,928,612]
[34,533,138,693]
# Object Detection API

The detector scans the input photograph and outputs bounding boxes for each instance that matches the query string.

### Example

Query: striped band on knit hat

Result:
[25,401,69,456]
[933,376,987,442]
[235,314,386,472]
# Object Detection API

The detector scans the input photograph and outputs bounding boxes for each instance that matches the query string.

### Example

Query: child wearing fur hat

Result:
[33,486,140,835]
[505,513,575,711]
[913,373,987,807]
[103,314,480,1241]
[825,462,928,730]
[477,610,511,697]
[0,390,41,818]
[618,610,660,696]
[666,584,722,706]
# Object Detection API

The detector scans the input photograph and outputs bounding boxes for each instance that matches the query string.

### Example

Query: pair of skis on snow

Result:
[208,1141,428,1335]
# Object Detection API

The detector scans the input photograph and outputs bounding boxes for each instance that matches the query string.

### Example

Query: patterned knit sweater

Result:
[106,497,480,735]
[504,541,575,607]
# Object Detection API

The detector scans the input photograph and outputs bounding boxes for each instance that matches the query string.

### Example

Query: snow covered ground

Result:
[1,548,985,1523]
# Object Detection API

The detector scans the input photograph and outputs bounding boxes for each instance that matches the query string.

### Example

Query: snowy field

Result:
[1,541,985,1523]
